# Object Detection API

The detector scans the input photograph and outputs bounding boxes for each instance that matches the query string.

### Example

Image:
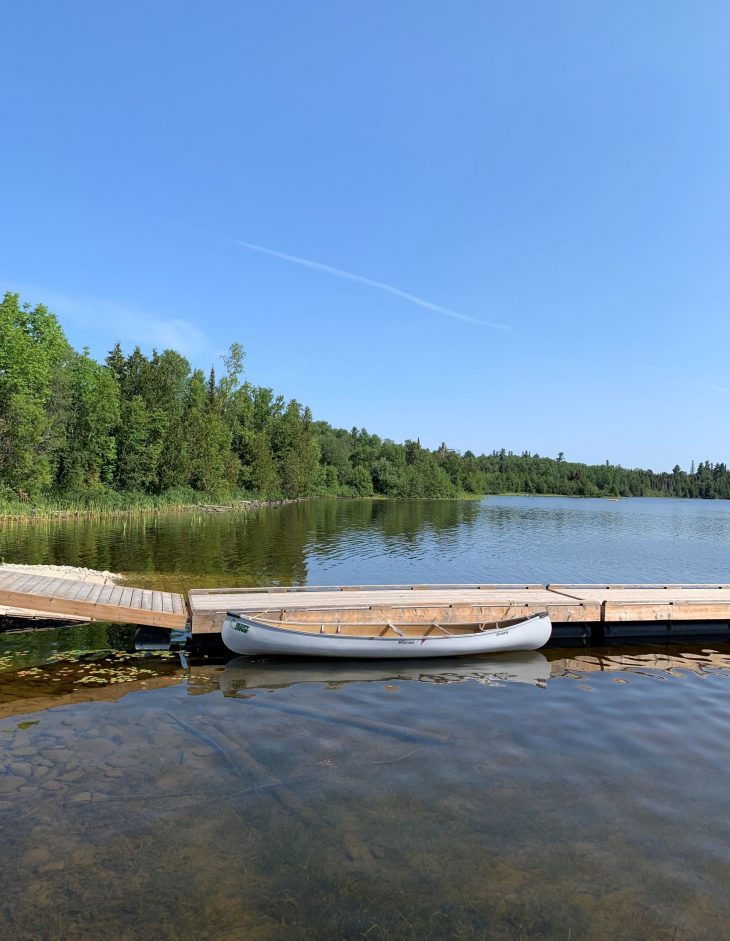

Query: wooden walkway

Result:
[0,570,187,630]
[187,583,730,634]
[4,574,730,635]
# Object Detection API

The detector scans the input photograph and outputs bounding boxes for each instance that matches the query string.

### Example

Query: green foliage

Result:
[1,290,729,511]
[184,369,236,497]
[0,293,71,407]
[58,351,120,491]
[0,394,54,496]
[115,396,162,491]
[245,432,281,498]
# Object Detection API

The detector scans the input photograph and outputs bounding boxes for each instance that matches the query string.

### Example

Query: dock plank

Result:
[3,573,42,595]
[83,583,107,605]
[74,582,98,604]
[0,572,32,592]
[95,584,115,606]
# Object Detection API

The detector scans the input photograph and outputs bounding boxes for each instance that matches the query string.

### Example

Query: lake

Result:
[3,494,730,588]
[2,496,730,939]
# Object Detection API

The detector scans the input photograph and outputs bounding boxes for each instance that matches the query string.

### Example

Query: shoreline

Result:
[0,496,308,523]
[0,490,718,523]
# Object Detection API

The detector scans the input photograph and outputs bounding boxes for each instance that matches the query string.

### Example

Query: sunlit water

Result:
[3,497,730,938]
[3,495,730,588]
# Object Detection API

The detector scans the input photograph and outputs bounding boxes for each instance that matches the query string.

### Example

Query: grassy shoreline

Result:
[0,488,688,522]
[0,489,493,522]
[0,489,309,522]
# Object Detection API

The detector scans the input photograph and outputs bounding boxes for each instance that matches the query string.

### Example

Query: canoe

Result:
[221,609,552,659]
[220,651,551,690]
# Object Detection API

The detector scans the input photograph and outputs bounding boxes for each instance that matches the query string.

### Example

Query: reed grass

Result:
[0,486,480,522]
[0,486,263,521]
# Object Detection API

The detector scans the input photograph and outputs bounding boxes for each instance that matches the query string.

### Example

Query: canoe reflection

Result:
[219,650,550,693]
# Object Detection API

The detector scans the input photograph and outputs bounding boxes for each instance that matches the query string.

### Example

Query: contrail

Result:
[234,239,509,331]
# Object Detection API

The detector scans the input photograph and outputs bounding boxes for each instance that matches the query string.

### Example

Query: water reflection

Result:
[5,622,730,717]
[218,652,550,692]
[547,647,730,680]
[5,495,730,591]
[0,499,483,592]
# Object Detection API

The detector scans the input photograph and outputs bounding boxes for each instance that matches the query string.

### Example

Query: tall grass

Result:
[0,486,264,521]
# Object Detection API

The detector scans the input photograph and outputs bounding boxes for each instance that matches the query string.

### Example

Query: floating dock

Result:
[187,584,730,638]
[3,573,730,639]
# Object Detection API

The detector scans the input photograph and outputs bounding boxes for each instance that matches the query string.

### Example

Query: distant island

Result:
[1,291,727,515]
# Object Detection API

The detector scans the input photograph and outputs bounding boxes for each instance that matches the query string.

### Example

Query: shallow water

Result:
[3,497,730,938]
[3,628,730,939]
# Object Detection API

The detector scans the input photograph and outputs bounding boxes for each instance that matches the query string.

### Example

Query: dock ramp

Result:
[0,570,187,629]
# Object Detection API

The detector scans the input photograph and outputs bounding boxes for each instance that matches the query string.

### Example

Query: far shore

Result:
[0,489,719,523]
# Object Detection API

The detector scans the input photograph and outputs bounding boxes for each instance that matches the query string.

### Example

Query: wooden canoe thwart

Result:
[221,609,553,658]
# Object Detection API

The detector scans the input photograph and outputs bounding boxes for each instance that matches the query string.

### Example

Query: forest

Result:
[1,291,729,510]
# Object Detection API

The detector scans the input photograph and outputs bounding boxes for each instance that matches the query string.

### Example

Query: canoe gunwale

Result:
[225,610,550,641]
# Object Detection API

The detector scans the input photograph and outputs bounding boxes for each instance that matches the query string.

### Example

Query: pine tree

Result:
[59,353,120,491]
[105,343,126,386]
[115,396,162,491]
[248,432,281,497]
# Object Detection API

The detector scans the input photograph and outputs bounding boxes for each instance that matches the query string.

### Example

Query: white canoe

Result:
[221,610,552,659]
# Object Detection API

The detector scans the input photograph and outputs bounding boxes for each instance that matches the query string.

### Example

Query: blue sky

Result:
[3,1,729,470]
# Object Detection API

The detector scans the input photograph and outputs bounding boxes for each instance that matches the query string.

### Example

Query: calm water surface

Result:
[2,497,730,939]
[2,495,730,587]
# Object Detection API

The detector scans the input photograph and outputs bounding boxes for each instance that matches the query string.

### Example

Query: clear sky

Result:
[3,1,729,471]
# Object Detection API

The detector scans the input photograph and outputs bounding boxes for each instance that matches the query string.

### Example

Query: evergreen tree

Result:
[247,432,281,498]
[0,395,54,497]
[58,352,120,491]
[115,396,162,491]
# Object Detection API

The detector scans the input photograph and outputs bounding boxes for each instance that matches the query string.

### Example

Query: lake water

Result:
[3,495,730,588]
[2,496,730,939]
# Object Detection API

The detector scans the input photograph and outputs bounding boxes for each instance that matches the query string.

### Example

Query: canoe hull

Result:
[221,612,552,659]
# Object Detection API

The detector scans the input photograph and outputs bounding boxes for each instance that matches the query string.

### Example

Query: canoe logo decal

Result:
[397,639,415,645]
[233,622,250,633]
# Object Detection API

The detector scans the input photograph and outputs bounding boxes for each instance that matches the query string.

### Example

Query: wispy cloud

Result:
[235,239,510,331]
[627,363,730,398]
[701,382,730,396]
[2,283,210,358]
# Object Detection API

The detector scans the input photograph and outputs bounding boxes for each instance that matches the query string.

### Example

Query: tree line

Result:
[1,291,727,506]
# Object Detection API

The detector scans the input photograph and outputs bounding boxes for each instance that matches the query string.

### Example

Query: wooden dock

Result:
[187,583,730,635]
[0,569,187,630]
[3,574,730,637]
